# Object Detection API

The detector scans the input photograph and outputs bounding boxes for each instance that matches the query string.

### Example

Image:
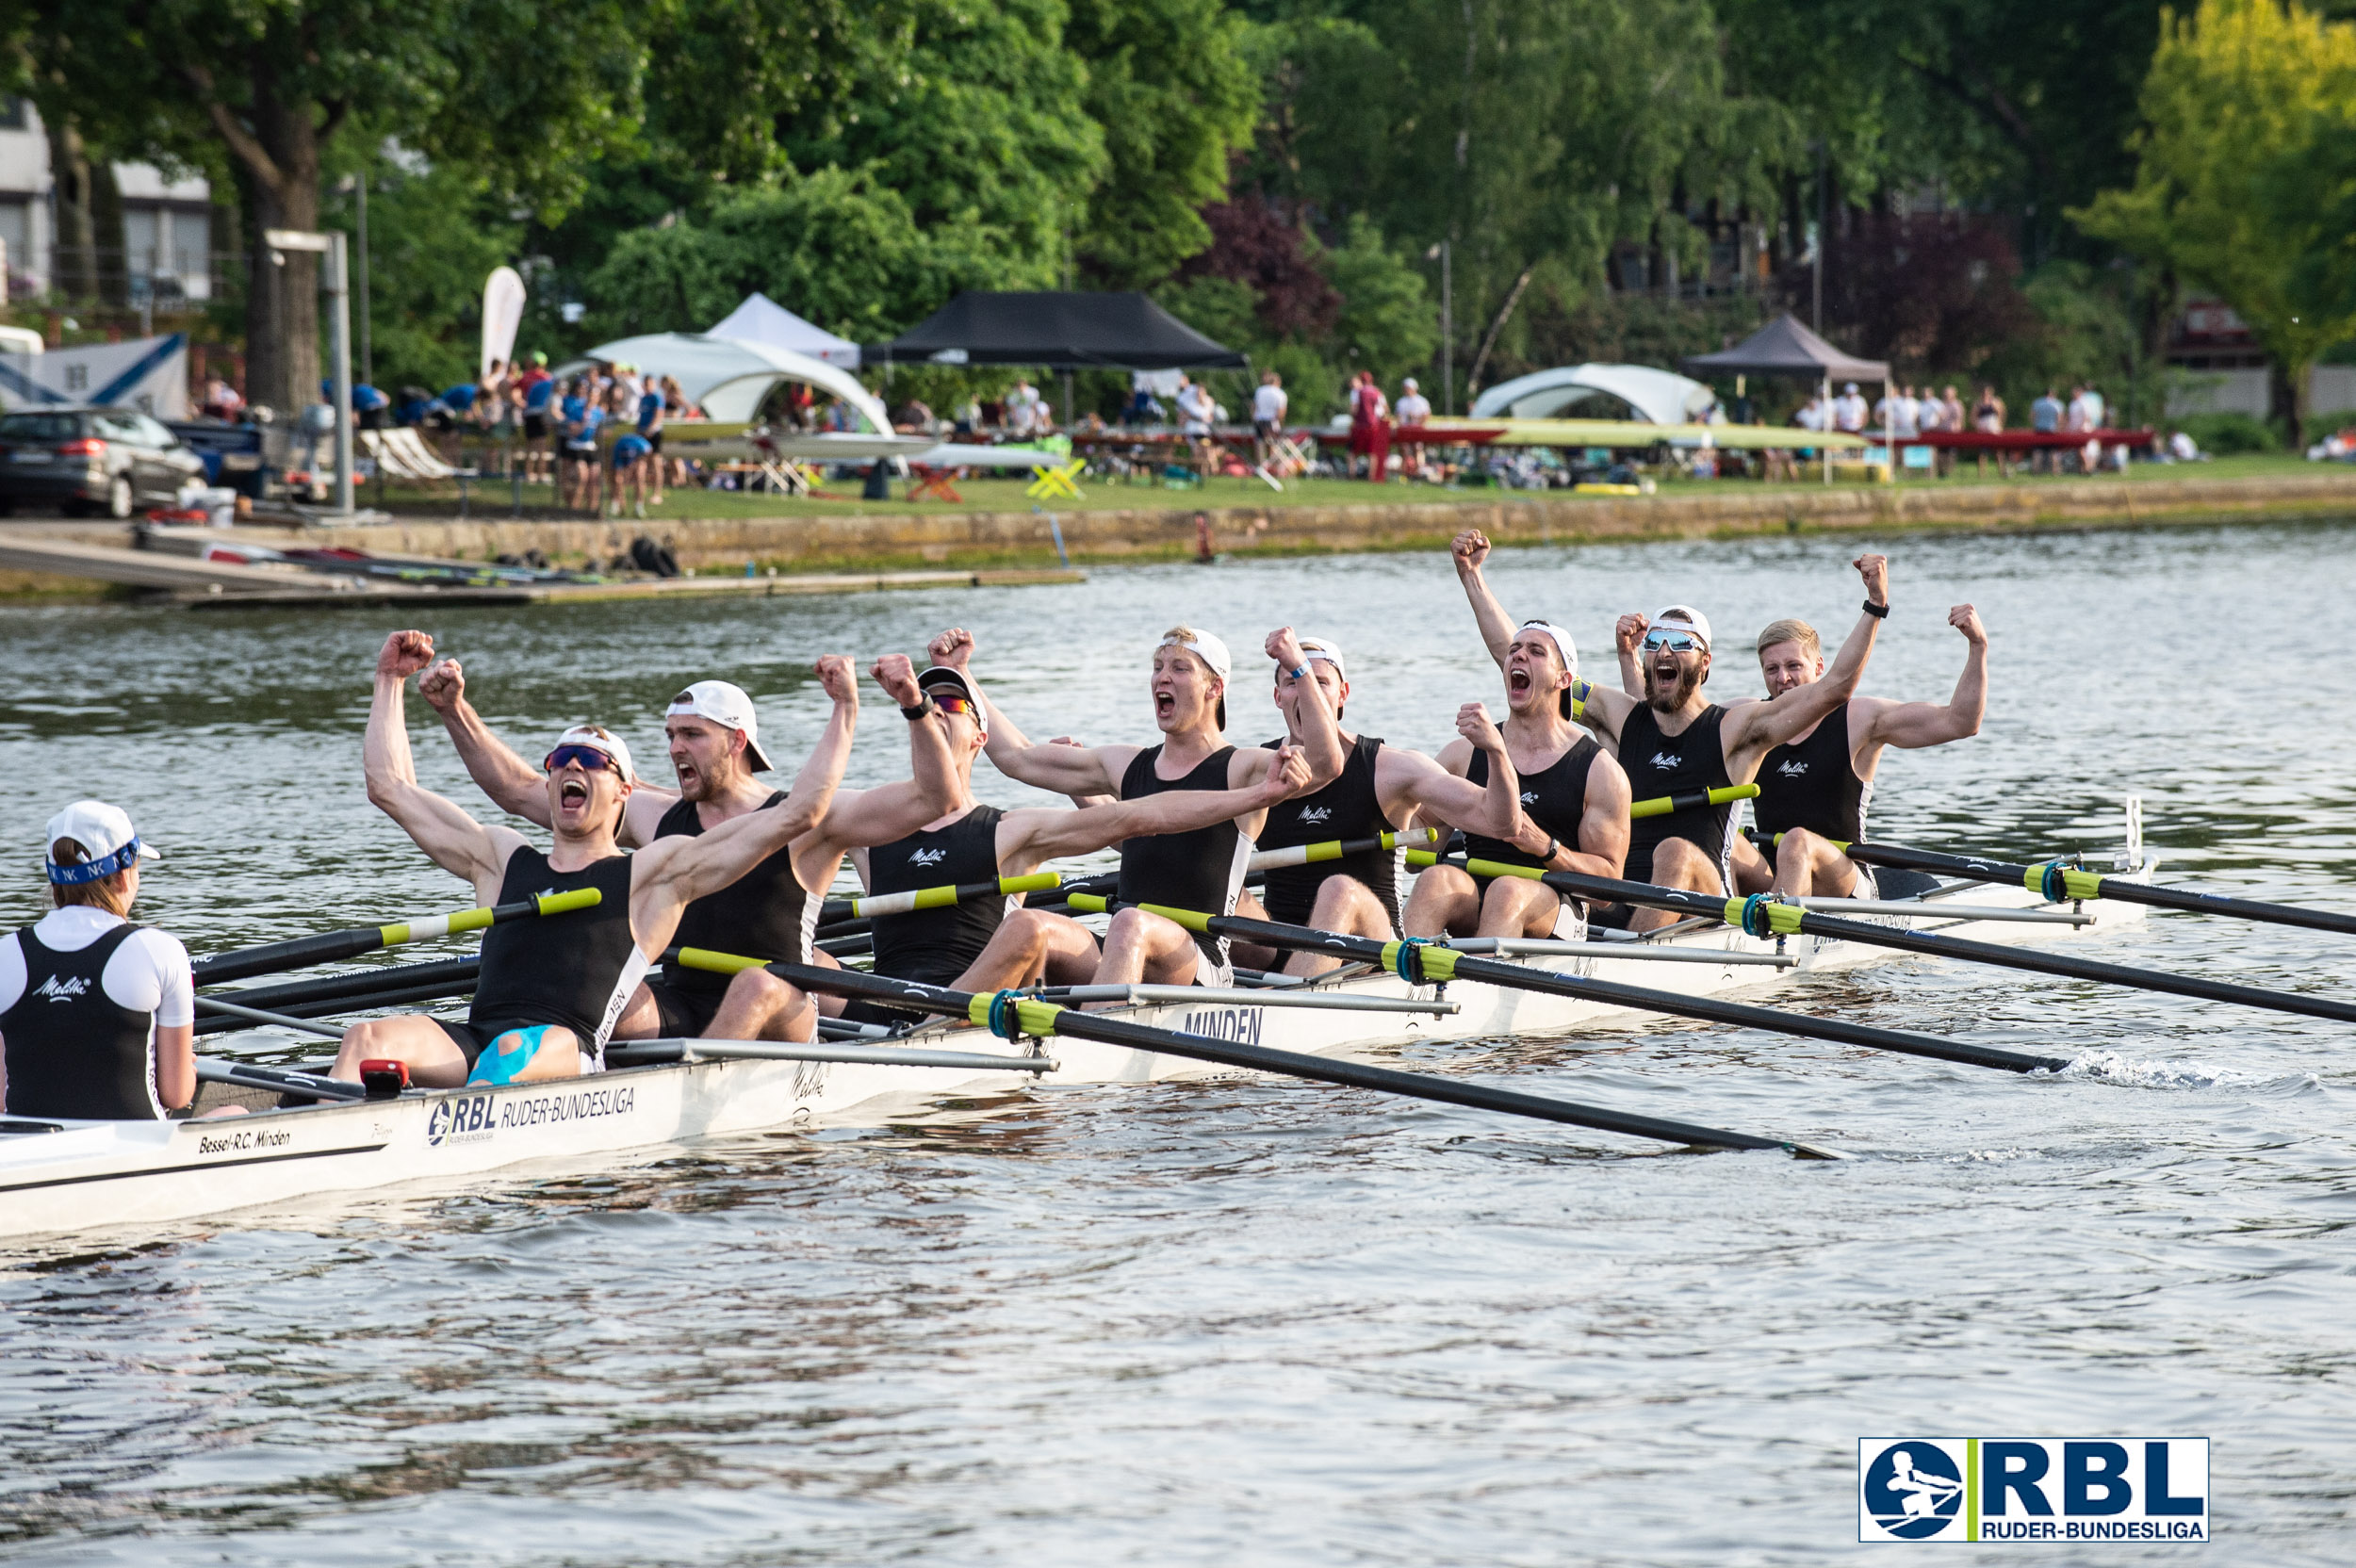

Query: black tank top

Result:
[866,806,1007,987]
[1462,735,1602,872]
[1257,734,1399,928]
[1618,703,1737,882]
[1,923,160,1119]
[655,792,813,994]
[1755,702,1870,842]
[468,846,642,1055]
[1117,744,1252,972]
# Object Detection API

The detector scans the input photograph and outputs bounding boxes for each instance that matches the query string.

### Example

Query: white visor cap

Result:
[550,724,637,783]
[1294,636,1346,680]
[1650,605,1714,650]
[1158,629,1232,683]
[1517,621,1579,680]
[667,680,773,772]
[916,664,990,739]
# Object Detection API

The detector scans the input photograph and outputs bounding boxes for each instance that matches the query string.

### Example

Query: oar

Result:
[190,890,602,985]
[1249,826,1442,870]
[1064,894,2062,1075]
[1631,783,1758,821]
[674,949,1841,1156]
[202,956,481,1012]
[195,1058,366,1102]
[193,995,352,1039]
[1798,833,2356,939]
[1439,854,2356,1027]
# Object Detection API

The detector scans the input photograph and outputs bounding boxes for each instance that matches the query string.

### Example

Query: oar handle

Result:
[191,889,598,985]
[1248,826,1444,872]
[1629,783,1759,821]
[819,871,1114,925]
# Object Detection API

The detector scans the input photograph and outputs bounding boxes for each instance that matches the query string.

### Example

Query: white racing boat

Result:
[0,812,2158,1243]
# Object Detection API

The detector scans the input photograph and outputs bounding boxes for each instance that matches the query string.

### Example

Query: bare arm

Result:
[998,746,1314,871]
[812,656,965,853]
[1857,604,1988,750]
[365,633,517,900]
[931,626,1128,796]
[1265,626,1348,787]
[1381,706,1525,839]
[417,656,675,844]
[1613,613,1647,698]
[1450,530,1520,669]
[1726,554,1888,761]
[155,1023,195,1113]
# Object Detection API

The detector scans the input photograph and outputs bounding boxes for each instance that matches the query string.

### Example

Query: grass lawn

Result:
[368,452,2334,523]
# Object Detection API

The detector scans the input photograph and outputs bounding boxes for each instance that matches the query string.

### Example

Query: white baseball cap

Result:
[548,724,637,782]
[917,664,990,739]
[1517,621,1579,678]
[1294,636,1347,680]
[43,800,158,886]
[666,681,772,772]
[1649,605,1714,649]
[1157,629,1232,683]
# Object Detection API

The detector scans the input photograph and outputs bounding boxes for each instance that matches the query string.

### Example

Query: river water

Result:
[1,520,2352,1564]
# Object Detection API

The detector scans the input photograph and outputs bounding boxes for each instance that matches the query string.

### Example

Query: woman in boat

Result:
[0,801,196,1120]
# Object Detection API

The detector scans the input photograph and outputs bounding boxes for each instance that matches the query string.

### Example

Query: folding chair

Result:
[906,465,964,503]
[1025,459,1086,501]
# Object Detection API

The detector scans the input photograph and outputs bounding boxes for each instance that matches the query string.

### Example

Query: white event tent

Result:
[580,332,891,432]
[1470,364,1718,425]
[707,293,862,369]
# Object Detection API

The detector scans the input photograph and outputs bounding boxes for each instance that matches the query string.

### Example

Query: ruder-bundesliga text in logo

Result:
[1857,1438,2209,1544]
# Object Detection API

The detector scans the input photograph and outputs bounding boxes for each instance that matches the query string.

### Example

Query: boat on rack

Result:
[0,819,2156,1243]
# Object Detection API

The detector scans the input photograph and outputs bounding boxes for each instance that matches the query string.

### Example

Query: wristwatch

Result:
[900,697,936,721]
[1862,598,1890,619]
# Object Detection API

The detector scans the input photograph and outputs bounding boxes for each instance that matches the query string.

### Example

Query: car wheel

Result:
[106,475,134,519]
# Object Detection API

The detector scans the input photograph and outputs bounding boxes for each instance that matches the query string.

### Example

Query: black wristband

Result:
[1862,598,1889,619]
[900,698,936,721]
[1541,836,1560,864]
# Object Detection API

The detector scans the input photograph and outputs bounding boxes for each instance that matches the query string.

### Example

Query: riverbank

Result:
[6,458,2353,598]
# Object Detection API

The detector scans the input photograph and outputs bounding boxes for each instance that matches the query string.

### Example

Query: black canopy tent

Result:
[1685,314,1891,482]
[867,291,1246,427]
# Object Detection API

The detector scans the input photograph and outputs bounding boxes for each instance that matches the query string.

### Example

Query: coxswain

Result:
[417,653,959,1044]
[0,802,195,1120]
[1704,604,1988,896]
[1571,556,1890,928]
[330,631,854,1086]
[855,645,1317,996]
[953,624,1346,986]
[1230,634,1534,973]
[1406,532,1633,941]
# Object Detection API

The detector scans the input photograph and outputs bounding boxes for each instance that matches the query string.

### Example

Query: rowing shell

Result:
[0,849,2156,1244]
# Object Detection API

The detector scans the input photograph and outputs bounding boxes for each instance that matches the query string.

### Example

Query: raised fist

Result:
[1451,530,1491,574]
[928,627,975,670]
[417,657,466,711]
[814,655,858,705]
[872,653,921,707]
[377,629,434,679]
[1855,552,1890,604]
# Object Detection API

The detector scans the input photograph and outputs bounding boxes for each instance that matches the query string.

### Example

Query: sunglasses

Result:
[1641,628,1706,654]
[926,693,980,719]
[544,743,623,776]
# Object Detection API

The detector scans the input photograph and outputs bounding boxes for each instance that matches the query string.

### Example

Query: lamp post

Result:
[265,227,353,517]
[1428,240,1453,415]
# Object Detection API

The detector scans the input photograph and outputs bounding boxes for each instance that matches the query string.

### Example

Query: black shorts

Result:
[434,1017,579,1068]
[645,430,663,453]
[646,979,725,1038]
[524,413,548,440]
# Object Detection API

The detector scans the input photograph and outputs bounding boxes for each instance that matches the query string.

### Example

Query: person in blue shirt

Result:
[634,382,666,506]
[561,381,605,512]
[2029,386,2064,473]
[611,430,652,519]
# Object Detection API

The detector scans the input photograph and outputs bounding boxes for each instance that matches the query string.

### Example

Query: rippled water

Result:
[3,520,2354,1564]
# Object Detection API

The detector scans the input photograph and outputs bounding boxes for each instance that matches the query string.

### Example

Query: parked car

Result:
[0,406,208,517]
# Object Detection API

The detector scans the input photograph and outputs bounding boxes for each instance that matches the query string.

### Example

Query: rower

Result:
[1723,604,1988,896]
[330,631,855,1087]
[0,802,194,1120]
[1461,539,1890,930]
[1405,532,1634,941]
[953,623,1346,986]
[1237,634,1536,972]
[855,648,1317,996]
[417,653,959,1043]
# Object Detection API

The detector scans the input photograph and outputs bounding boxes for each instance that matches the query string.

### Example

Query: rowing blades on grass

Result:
[191,889,602,985]
[1060,894,2062,1074]
[1767,832,2356,939]
[1432,854,2356,1027]
[673,948,1843,1157]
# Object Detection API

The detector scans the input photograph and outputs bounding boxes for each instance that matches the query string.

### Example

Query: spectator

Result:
[561,378,603,511]
[1005,378,1043,439]
[518,353,556,484]
[1915,386,1943,433]
[891,397,936,433]
[1970,384,2008,479]
[395,385,435,428]
[1793,392,1825,433]
[1939,384,1966,434]
[1349,370,1391,481]
[202,375,245,421]
[633,374,666,504]
[352,383,390,432]
[1394,376,1432,475]
[1175,373,1218,476]
[1832,382,1868,433]
[1125,384,1166,427]
[610,427,652,518]
[2083,383,2107,430]
[2030,385,2064,473]
[1251,369,1288,469]
[954,395,982,437]
[2168,430,2203,462]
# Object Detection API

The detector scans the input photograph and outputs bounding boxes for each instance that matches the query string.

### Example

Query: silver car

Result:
[0,406,209,518]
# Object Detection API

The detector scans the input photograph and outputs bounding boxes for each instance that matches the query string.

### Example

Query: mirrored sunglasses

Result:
[544,743,624,776]
[1641,628,1705,654]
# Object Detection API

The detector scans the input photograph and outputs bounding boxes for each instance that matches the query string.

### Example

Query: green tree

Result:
[11,0,648,410]
[2074,0,2356,444]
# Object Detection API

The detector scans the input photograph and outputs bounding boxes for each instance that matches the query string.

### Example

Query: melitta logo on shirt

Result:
[908,846,949,867]
[1298,806,1333,824]
[1520,792,1541,804]
[1777,759,1810,776]
[32,973,91,1003]
[1649,752,1682,770]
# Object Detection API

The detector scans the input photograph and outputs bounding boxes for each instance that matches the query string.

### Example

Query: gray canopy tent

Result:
[1685,314,1890,482]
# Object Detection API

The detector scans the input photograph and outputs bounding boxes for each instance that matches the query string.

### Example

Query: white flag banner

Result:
[0,333,190,418]
[482,266,526,379]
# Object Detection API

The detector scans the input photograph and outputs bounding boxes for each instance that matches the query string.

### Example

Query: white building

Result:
[0,97,215,302]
